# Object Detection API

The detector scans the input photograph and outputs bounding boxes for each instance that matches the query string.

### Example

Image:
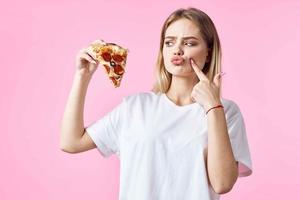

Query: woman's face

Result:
[163,18,209,78]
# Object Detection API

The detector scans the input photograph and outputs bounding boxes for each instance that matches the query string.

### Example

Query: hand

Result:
[75,39,103,77]
[190,58,225,111]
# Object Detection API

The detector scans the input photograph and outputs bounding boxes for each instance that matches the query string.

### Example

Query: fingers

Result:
[85,51,98,63]
[213,73,221,88]
[77,49,97,65]
[77,39,105,64]
[190,58,209,82]
[84,46,99,62]
[80,54,97,65]
[191,96,196,103]
[213,72,226,87]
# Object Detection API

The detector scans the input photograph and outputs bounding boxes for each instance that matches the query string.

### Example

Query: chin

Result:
[175,66,194,72]
[169,71,194,78]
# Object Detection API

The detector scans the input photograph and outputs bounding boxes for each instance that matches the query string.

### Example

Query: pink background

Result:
[1,0,299,199]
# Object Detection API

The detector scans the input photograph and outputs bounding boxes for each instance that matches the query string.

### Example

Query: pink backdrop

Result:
[1,0,299,199]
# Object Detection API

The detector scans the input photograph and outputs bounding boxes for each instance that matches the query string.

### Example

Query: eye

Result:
[185,42,195,46]
[164,41,173,46]
[164,41,196,47]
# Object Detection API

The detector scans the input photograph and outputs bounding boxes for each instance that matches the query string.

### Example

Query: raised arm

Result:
[60,40,102,153]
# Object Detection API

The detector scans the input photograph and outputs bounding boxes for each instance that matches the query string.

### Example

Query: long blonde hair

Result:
[151,7,222,94]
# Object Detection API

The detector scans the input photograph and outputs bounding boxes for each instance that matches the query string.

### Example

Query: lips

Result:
[171,56,185,65]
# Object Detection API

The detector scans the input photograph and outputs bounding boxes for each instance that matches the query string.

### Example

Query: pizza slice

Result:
[88,39,129,88]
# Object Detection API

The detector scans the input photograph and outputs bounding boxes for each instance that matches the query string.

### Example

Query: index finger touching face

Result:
[190,58,209,81]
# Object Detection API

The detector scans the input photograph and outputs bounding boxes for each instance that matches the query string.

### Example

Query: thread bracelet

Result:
[205,104,224,115]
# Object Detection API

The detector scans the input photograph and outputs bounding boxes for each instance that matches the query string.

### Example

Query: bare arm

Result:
[189,59,238,194]
[206,107,238,194]
[60,40,102,153]
[59,72,94,153]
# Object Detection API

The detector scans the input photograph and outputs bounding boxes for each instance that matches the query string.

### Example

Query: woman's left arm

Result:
[189,58,238,194]
[206,107,238,194]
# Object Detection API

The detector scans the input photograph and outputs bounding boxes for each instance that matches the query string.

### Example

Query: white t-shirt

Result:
[86,91,253,200]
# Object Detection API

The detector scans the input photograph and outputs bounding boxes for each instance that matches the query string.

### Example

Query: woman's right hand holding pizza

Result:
[75,40,103,77]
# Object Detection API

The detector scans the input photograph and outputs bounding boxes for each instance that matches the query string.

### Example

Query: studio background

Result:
[1,0,299,199]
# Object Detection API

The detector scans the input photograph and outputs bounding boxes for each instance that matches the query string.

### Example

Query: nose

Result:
[173,44,184,56]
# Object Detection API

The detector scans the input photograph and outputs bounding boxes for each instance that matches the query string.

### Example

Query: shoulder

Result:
[221,98,243,120]
[221,98,240,112]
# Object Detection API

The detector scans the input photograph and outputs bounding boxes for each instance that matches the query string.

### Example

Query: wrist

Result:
[204,100,222,111]
[73,72,93,88]
[75,70,93,81]
[205,102,223,115]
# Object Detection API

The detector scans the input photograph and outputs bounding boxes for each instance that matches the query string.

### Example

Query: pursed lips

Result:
[171,56,185,65]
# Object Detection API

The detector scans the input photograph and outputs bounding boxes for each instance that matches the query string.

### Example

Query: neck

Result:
[166,75,198,106]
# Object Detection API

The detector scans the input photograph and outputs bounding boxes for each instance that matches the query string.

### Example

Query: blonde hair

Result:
[151,7,222,94]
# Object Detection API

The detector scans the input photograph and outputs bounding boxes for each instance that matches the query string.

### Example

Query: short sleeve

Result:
[226,101,253,177]
[86,97,127,158]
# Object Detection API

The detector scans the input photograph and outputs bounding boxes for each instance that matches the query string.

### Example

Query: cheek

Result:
[190,49,207,61]
[162,48,169,58]
[191,48,206,55]
[162,50,171,63]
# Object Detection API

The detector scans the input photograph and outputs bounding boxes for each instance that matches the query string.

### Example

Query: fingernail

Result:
[220,72,226,76]
[190,59,194,66]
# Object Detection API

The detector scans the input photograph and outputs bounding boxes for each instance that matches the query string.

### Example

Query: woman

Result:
[60,7,253,200]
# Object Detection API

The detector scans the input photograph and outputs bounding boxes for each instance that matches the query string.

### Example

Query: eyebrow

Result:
[164,36,199,40]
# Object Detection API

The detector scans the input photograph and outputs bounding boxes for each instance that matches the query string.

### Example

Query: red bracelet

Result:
[205,104,224,115]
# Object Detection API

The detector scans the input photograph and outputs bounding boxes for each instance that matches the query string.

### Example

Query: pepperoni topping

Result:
[114,64,124,75]
[101,52,111,62]
[112,54,124,63]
